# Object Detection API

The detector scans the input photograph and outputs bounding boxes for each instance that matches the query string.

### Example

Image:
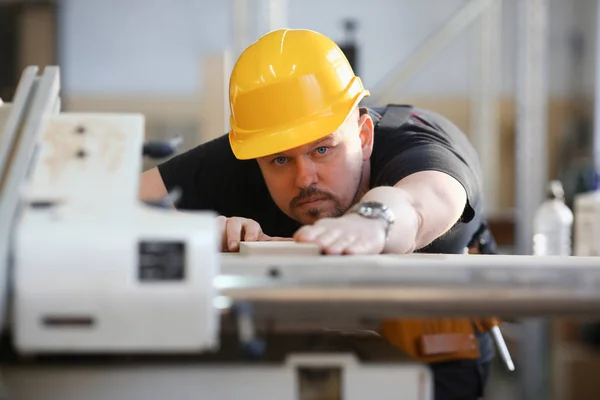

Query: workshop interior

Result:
[3,0,600,399]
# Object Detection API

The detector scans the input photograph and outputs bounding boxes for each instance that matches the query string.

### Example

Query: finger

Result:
[226,218,244,251]
[323,234,358,255]
[312,229,344,249]
[260,235,294,242]
[339,239,366,255]
[343,237,382,255]
[242,220,262,242]
[294,225,325,242]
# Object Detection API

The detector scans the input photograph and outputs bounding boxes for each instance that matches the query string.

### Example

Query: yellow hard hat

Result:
[228,28,370,160]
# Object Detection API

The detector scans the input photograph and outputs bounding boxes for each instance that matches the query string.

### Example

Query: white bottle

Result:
[533,180,574,256]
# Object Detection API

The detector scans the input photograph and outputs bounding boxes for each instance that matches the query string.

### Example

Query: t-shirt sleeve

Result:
[372,112,482,223]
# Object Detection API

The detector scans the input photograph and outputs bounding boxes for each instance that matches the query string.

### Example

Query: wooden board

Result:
[238,241,321,256]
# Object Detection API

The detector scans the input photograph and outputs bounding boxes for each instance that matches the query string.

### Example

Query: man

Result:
[140,28,495,400]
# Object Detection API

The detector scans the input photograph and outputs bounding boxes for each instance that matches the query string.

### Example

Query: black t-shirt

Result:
[157,105,485,254]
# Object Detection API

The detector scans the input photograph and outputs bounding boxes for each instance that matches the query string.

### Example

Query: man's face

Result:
[256,110,374,225]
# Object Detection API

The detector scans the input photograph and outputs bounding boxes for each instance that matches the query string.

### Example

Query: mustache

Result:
[290,186,334,208]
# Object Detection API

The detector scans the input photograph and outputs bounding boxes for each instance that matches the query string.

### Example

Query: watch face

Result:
[359,202,384,218]
[348,201,395,236]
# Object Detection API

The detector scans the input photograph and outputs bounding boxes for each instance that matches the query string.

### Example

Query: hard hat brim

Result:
[229,88,370,160]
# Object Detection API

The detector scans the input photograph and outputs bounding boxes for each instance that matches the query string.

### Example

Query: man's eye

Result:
[315,146,328,155]
[273,156,287,165]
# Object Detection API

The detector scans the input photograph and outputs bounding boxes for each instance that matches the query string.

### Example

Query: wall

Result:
[58,0,598,98]
[58,0,231,96]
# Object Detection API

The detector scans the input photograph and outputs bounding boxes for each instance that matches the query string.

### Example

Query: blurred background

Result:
[2,0,600,398]
[3,0,597,242]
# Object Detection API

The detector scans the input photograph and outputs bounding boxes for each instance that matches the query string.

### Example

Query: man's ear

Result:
[358,113,374,160]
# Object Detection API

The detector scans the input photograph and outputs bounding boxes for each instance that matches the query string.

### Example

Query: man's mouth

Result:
[297,197,327,207]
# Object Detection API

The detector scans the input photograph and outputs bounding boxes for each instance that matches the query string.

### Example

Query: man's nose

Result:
[295,157,318,188]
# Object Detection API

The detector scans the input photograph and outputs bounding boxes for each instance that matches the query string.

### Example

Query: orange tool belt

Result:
[380,317,501,364]
[380,223,501,363]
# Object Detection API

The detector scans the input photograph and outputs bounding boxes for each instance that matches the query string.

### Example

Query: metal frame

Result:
[217,253,600,323]
[471,0,502,216]
[232,0,250,58]
[514,0,550,397]
[594,0,600,178]
[0,66,59,333]
[364,0,496,106]
[514,0,549,257]
[231,0,289,59]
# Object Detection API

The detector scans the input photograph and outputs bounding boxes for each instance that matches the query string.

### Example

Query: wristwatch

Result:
[347,201,396,240]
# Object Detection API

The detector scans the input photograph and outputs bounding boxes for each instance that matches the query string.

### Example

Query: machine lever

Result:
[234,301,265,359]
[491,326,515,371]
[142,136,183,159]
[143,187,182,209]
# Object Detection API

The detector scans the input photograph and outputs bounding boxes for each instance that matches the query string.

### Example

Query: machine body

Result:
[2,67,221,354]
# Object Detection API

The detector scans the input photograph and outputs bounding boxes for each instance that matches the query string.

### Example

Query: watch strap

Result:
[348,201,395,239]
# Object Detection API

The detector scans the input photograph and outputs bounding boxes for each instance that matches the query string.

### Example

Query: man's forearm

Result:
[139,167,168,202]
[358,170,467,254]
[358,185,420,254]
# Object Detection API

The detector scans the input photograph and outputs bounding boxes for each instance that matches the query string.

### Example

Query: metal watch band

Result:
[347,201,396,239]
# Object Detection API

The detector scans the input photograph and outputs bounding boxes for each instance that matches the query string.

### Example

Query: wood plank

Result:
[238,241,321,256]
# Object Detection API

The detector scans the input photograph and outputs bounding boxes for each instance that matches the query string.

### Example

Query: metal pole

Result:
[518,318,551,400]
[366,0,494,106]
[515,0,550,399]
[594,0,600,177]
[265,0,288,32]
[515,0,549,256]
[232,0,249,58]
[471,0,502,217]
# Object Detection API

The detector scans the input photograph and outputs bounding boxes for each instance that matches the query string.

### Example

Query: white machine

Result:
[2,66,600,400]
[1,67,220,355]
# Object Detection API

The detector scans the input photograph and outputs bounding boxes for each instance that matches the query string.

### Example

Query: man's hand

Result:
[293,214,389,255]
[217,216,291,252]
